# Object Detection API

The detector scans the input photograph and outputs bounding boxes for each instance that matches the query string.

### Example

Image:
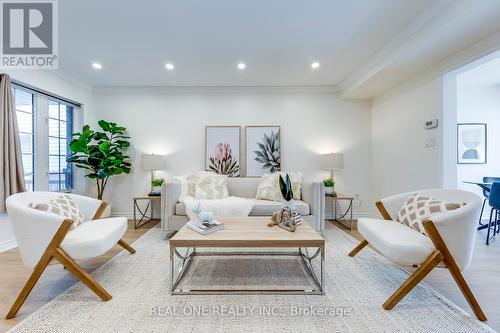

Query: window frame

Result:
[12,82,81,193]
[13,87,36,191]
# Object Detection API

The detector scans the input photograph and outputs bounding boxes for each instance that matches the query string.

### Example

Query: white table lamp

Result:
[321,153,344,179]
[141,153,167,194]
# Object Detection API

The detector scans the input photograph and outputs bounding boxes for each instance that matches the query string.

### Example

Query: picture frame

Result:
[245,126,281,177]
[205,126,241,177]
[457,123,487,164]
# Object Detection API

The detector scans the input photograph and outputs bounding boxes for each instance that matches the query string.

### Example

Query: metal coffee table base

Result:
[169,247,324,295]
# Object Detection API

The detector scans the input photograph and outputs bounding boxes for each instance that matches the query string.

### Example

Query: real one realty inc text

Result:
[151,305,353,318]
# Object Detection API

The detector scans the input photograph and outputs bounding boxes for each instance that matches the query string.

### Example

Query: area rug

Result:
[7,224,495,333]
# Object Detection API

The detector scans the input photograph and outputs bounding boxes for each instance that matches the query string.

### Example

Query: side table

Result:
[325,193,354,230]
[133,196,161,229]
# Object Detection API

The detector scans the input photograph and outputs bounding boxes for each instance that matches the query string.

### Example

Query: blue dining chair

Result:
[486,182,500,245]
[479,177,500,228]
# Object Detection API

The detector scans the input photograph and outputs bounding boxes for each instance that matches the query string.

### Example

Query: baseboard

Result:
[0,239,18,252]
[325,212,379,220]
[111,212,135,219]
[113,212,379,220]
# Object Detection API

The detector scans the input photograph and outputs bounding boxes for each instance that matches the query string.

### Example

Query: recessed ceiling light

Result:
[165,63,174,71]
[92,62,102,70]
[237,62,246,70]
[311,62,320,69]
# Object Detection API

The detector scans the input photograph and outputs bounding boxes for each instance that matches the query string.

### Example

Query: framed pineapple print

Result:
[205,126,241,177]
[245,126,281,177]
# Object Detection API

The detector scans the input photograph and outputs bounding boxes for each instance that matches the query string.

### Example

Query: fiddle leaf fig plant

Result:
[67,120,131,200]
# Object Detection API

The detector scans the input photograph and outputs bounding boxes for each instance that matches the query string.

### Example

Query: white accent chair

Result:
[5,192,136,319]
[348,189,486,321]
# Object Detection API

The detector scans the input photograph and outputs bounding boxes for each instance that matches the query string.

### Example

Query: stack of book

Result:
[186,220,224,235]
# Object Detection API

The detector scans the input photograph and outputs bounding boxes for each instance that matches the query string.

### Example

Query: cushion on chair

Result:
[61,217,127,259]
[29,194,85,229]
[174,199,310,216]
[357,218,435,266]
[397,193,463,235]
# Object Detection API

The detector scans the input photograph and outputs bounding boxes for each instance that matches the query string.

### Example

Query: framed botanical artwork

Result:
[245,126,281,177]
[457,123,487,164]
[205,126,241,177]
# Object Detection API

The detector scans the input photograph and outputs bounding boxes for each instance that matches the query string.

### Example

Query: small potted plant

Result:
[323,178,335,196]
[151,178,165,195]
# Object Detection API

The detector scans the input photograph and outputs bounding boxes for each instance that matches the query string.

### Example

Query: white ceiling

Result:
[58,0,434,88]
[56,0,500,97]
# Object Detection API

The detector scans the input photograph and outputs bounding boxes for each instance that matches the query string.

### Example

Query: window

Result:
[48,100,73,191]
[14,88,35,191]
[13,83,79,192]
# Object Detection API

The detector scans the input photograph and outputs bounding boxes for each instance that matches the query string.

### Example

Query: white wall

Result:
[457,83,500,198]
[0,70,93,251]
[90,89,373,217]
[371,79,443,201]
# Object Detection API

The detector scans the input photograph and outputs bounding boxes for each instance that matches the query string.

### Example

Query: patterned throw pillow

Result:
[256,172,303,201]
[194,172,229,200]
[30,194,85,229]
[397,193,462,235]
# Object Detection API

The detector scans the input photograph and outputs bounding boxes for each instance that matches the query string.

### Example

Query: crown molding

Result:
[373,29,500,105]
[92,85,340,94]
[43,69,93,92]
[338,0,455,98]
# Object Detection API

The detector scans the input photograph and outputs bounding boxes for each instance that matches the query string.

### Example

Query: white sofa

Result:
[161,177,324,238]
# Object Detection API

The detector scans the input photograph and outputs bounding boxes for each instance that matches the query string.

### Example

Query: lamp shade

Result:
[321,153,344,170]
[141,154,167,170]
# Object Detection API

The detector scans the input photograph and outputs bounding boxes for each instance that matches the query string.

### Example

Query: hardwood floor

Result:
[0,219,159,333]
[332,220,500,332]
[0,219,498,332]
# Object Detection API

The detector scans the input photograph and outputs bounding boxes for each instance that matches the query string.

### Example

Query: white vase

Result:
[152,186,162,194]
[325,187,334,195]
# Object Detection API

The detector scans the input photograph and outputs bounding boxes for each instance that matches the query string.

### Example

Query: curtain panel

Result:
[0,74,26,212]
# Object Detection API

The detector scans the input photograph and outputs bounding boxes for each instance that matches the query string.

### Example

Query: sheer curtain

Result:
[0,74,26,212]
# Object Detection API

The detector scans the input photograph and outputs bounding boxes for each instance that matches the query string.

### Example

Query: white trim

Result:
[325,212,379,220]
[339,0,454,97]
[92,85,340,94]
[110,212,135,219]
[0,239,18,253]
[373,30,500,104]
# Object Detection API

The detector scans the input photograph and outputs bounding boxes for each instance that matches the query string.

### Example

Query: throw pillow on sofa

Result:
[256,172,302,201]
[29,194,85,229]
[397,193,463,235]
[175,173,197,202]
[195,171,229,199]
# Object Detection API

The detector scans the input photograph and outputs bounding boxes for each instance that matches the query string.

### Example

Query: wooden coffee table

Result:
[169,217,325,295]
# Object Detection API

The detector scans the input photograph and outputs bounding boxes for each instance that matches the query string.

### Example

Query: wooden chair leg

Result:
[5,253,53,319]
[117,239,136,254]
[348,239,369,257]
[383,250,443,310]
[423,220,487,321]
[53,248,112,301]
[6,220,73,319]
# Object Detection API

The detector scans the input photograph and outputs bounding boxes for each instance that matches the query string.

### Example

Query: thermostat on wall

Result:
[424,119,438,129]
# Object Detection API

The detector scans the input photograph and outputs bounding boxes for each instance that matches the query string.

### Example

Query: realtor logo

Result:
[1,0,58,68]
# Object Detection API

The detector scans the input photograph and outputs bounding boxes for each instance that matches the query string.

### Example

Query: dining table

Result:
[463,181,493,230]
